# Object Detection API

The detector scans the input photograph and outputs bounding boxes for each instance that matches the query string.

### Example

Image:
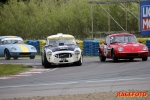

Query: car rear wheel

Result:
[29,56,35,59]
[99,51,106,62]
[4,49,11,60]
[13,57,18,60]
[41,51,51,68]
[74,56,83,66]
[112,50,118,63]
[142,57,148,61]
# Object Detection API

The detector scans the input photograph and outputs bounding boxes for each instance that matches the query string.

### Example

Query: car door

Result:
[103,37,110,57]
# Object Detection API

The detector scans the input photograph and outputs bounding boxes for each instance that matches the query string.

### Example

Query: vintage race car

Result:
[99,32,149,62]
[41,33,83,68]
[0,36,37,60]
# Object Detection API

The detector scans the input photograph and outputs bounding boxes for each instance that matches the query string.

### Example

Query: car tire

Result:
[129,58,134,61]
[41,51,51,68]
[99,50,106,62]
[112,50,118,63]
[4,49,11,60]
[74,56,83,66]
[13,57,18,60]
[142,57,148,61]
[29,56,35,59]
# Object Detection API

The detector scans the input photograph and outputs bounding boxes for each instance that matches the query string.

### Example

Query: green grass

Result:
[36,55,41,58]
[0,64,32,77]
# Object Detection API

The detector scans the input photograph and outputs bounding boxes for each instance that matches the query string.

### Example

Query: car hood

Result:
[49,44,78,52]
[114,43,145,51]
[5,44,37,52]
[7,44,33,48]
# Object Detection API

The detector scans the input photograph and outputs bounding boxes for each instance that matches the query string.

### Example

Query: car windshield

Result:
[48,38,76,46]
[1,38,24,44]
[110,35,138,43]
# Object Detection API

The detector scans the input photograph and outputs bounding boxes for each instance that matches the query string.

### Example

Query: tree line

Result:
[0,0,139,39]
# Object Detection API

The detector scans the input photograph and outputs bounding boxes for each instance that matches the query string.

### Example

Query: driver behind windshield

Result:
[49,40,58,46]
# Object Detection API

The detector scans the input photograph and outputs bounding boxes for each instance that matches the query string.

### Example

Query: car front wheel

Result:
[4,49,11,60]
[99,51,106,62]
[74,56,83,66]
[41,51,51,68]
[112,50,118,63]
[13,57,18,60]
[129,58,134,61]
[142,57,148,61]
[29,56,35,59]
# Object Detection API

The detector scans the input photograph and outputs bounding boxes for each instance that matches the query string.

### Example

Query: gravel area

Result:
[0,90,149,100]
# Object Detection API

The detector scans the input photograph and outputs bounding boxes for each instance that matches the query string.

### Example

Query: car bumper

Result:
[46,51,81,64]
[10,52,37,57]
[115,51,148,58]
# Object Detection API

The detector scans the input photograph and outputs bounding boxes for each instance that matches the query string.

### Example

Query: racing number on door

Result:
[104,45,108,56]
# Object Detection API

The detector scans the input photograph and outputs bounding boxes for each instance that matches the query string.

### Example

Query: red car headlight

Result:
[118,47,124,51]
[142,46,148,50]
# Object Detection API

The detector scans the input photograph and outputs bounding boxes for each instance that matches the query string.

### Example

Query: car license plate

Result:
[61,58,66,61]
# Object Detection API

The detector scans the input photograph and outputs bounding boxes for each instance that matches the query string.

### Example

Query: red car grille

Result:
[126,53,139,56]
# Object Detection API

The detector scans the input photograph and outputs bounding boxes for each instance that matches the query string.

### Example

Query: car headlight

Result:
[11,47,17,51]
[118,47,124,51]
[142,46,147,50]
[47,51,52,56]
[75,50,80,55]
[31,47,36,50]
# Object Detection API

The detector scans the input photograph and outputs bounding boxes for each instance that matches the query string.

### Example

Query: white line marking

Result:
[0,82,78,89]
[0,77,150,89]
[20,72,42,74]
[86,77,150,83]
[0,77,11,79]
[49,68,58,72]
[0,68,58,80]
[10,74,31,77]
[30,69,51,72]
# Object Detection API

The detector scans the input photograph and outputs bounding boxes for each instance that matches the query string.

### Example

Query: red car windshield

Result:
[110,35,138,43]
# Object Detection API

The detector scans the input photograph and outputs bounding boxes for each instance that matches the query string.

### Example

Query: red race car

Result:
[99,32,149,62]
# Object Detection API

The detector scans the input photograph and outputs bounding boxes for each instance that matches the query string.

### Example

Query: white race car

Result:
[41,33,83,68]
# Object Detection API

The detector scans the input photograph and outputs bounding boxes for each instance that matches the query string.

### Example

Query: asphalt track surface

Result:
[0,57,150,99]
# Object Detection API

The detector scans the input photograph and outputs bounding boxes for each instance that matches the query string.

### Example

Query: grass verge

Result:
[0,64,32,77]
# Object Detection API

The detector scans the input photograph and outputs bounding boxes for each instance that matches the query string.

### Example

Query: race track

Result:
[0,57,150,99]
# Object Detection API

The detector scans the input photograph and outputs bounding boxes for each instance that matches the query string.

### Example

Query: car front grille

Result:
[55,53,72,58]
[19,53,31,55]
[126,53,139,56]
